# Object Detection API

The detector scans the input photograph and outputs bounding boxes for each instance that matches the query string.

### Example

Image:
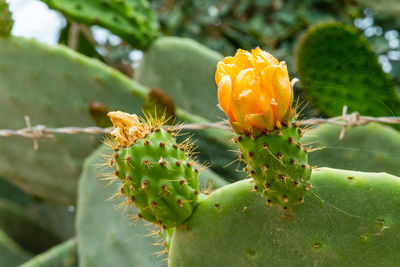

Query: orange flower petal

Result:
[217,75,234,121]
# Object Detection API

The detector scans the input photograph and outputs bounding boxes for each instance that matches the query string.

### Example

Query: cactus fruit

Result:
[303,122,400,177]
[0,36,148,204]
[20,238,77,267]
[106,111,199,228]
[215,48,311,208]
[40,0,159,49]
[236,124,312,208]
[169,168,400,266]
[297,23,400,118]
[0,0,13,37]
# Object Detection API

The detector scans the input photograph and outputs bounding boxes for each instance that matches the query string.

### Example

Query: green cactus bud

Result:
[106,111,199,228]
[236,123,311,209]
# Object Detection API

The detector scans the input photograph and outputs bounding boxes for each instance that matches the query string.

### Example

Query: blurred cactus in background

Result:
[0,0,399,266]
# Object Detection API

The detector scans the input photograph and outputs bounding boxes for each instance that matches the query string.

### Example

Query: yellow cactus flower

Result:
[215,48,294,134]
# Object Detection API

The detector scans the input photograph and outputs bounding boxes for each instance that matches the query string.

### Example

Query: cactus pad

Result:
[303,122,400,176]
[40,0,159,49]
[170,168,400,266]
[0,36,148,204]
[297,23,400,118]
[236,124,312,208]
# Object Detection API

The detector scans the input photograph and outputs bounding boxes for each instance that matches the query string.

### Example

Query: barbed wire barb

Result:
[1,106,400,150]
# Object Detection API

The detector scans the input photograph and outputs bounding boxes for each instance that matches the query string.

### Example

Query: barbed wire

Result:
[0,106,399,150]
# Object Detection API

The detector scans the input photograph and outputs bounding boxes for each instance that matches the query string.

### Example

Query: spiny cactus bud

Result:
[215,48,293,136]
[106,111,199,228]
[216,49,311,209]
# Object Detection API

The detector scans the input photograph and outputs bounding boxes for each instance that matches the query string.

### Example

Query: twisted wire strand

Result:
[1,106,399,150]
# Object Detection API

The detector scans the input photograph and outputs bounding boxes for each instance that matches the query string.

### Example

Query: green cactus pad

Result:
[136,37,223,121]
[0,229,32,266]
[297,23,400,118]
[169,168,400,266]
[40,0,159,49]
[303,122,400,176]
[112,128,199,228]
[77,145,227,267]
[0,0,13,37]
[20,238,77,267]
[0,198,62,254]
[236,124,311,208]
[0,36,148,204]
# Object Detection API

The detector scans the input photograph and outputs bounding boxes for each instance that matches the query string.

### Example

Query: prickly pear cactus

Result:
[40,0,159,49]
[297,23,400,118]
[107,111,199,228]
[20,238,77,267]
[77,143,227,267]
[303,122,400,177]
[170,168,400,266]
[236,124,312,208]
[0,0,13,37]
[0,36,148,204]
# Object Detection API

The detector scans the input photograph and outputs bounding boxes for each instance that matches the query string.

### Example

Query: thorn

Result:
[125,156,131,163]
[283,195,288,202]
[186,162,193,168]
[172,144,178,149]
[142,180,149,189]
[176,161,182,166]
[275,130,282,136]
[177,199,183,207]
[159,142,166,148]
[290,158,296,164]
[144,140,150,145]
[288,137,294,143]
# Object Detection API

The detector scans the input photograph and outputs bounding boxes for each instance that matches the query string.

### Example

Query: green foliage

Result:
[353,0,400,15]
[136,37,223,121]
[236,125,311,208]
[170,168,400,266]
[0,0,13,37]
[0,229,32,267]
[142,89,176,125]
[0,36,148,204]
[303,123,400,176]
[297,23,400,118]
[112,128,199,228]
[58,23,103,60]
[41,0,159,49]
[0,199,61,254]
[20,238,77,267]
[76,145,227,267]
[152,0,358,57]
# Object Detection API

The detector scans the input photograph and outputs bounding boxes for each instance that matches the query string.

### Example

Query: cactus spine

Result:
[236,121,312,209]
[106,111,199,228]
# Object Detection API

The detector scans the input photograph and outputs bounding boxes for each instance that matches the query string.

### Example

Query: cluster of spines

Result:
[235,122,313,209]
[104,125,199,229]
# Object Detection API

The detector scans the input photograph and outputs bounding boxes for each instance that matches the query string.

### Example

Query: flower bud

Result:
[215,48,293,134]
